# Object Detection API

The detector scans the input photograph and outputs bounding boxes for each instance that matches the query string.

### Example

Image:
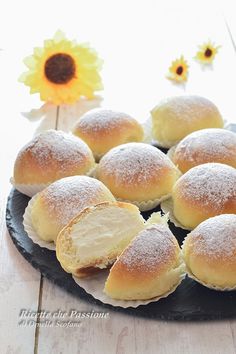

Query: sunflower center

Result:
[176,66,183,75]
[44,53,76,84]
[205,48,212,57]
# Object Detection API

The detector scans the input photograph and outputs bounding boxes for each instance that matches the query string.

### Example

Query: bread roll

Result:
[73,109,144,159]
[182,214,236,289]
[104,223,184,300]
[151,96,224,147]
[172,163,236,229]
[13,130,95,186]
[31,176,115,243]
[97,142,180,209]
[56,202,145,277]
[172,129,236,173]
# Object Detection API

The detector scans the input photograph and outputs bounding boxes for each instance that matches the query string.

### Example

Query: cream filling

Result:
[70,206,145,267]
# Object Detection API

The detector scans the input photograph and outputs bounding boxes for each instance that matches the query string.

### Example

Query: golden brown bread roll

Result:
[72,109,144,159]
[172,163,236,229]
[56,201,145,277]
[182,214,236,289]
[13,130,95,187]
[104,223,184,300]
[97,142,180,210]
[30,176,115,243]
[172,128,236,173]
[151,96,224,147]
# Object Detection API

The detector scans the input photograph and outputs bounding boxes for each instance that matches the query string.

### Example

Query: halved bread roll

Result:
[30,176,115,243]
[56,202,145,277]
[104,223,183,300]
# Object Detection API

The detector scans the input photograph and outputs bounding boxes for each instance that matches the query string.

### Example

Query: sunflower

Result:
[195,41,220,64]
[19,31,103,105]
[166,56,189,83]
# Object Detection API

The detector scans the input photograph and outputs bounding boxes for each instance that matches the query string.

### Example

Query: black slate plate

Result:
[6,188,236,321]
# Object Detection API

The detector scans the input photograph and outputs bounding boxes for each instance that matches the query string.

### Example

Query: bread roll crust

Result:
[73,109,144,157]
[31,176,115,242]
[172,163,236,229]
[14,130,95,184]
[97,142,180,202]
[104,224,183,300]
[151,96,224,147]
[183,214,236,288]
[172,128,236,173]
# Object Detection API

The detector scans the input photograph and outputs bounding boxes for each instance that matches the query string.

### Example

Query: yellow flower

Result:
[166,56,189,83]
[19,31,103,105]
[195,41,220,64]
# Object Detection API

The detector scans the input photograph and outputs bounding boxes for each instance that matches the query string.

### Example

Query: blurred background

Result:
[0,0,236,162]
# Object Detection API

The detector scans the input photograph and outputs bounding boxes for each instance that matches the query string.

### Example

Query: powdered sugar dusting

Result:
[40,176,114,226]
[99,143,176,185]
[76,109,136,132]
[176,163,236,210]
[155,96,221,122]
[18,130,93,169]
[188,214,236,259]
[174,129,236,164]
[120,224,177,271]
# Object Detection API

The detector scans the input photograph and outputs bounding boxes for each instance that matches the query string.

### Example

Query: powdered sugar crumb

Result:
[176,163,236,210]
[18,130,93,170]
[99,143,176,185]
[120,224,177,271]
[174,129,236,164]
[40,176,113,226]
[154,96,221,122]
[188,214,236,259]
[76,109,136,132]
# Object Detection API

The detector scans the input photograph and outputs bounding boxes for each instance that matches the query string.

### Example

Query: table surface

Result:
[1,1,236,353]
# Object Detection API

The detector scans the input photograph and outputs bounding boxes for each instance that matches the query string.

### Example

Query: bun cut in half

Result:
[56,202,145,277]
[30,176,115,243]
[104,223,184,300]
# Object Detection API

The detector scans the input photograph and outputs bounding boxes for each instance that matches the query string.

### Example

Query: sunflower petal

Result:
[54,30,66,43]
[23,55,36,69]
